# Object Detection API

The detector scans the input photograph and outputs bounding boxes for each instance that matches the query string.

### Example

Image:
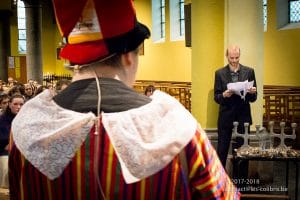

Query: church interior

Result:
[0,0,300,199]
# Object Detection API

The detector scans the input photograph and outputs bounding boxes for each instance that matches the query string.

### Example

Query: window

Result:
[290,0,300,23]
[17,0,26,54]
[152,0,165,42]
[160,0,166,39]
[179,0,185,36]
[276,0,300,30]
[170,0,185,41]
[263,0,267,32]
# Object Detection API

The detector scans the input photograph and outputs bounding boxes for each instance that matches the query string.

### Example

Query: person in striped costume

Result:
[8,0,240,199]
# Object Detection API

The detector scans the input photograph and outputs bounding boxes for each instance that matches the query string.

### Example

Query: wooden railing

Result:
[263,85,300,148]
[43,74,72,87]
[133,80,192,111]
[263,85,300,125]
[41,76,192,111]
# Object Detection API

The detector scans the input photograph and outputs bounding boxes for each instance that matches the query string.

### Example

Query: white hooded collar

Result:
[12,89,197,183]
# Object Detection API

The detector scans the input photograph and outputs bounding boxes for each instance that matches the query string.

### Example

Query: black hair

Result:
[144,85,156,95]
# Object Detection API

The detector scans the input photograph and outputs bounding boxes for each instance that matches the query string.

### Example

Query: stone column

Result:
[225,0,271,183]
[225,0,264,127]
[0,11,12,81]
[23,0,43,84]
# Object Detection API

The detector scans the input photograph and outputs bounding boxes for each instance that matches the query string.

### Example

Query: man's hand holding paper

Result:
[226,80,255,99]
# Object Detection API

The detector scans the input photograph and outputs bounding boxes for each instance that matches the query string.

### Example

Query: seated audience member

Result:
[144,85,156,97]
[8,0,239,199]
[24,84,34,101]
[27,79,34,85]
[45,81,54,90]
[0,94,25,188]
[7,77,15,89]
[0,80,4,95]
[1,82,9,94]
[32,81,40,88]
[33,85,45,96]
[7,83,26,97]
[0,94,9,114]
[55,79,71,93]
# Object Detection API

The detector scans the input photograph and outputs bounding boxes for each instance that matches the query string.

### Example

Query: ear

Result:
[120,51,137,70]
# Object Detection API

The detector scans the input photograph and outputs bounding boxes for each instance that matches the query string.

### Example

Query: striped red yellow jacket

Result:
[9,123,239,200]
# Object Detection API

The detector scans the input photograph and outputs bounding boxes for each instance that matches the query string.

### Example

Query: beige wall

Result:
[264,0,300,86]
[191,0,225,128]
[134,0,192,81]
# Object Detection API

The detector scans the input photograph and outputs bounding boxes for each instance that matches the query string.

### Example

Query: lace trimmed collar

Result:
[12,89,197,183]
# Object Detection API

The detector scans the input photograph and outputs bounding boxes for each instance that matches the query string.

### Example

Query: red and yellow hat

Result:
[52,0,150,65]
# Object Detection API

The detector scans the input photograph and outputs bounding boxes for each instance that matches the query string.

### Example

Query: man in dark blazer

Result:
[214,45,257,169]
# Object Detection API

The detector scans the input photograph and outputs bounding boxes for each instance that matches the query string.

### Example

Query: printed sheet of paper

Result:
[227,80,254,99]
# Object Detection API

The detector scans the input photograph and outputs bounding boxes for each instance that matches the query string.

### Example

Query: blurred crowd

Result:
[0,77,45,114]
[0,77,71,113]
[0,77,71,188]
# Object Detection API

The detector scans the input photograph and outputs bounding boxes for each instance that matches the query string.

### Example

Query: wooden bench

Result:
[133,80,191,111]
[263,85,300,148]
